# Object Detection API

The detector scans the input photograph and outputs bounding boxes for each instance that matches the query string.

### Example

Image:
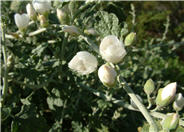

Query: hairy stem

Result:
[1,22,8,105]
[118,76,158,132]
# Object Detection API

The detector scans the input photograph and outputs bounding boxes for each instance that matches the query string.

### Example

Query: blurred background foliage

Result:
[1,1,184,132]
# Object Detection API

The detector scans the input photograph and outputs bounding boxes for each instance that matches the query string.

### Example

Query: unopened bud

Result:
[162,113,179,131]
[124,32,136,46]
[26,3,37,21]
[144,79,155,96]
[62,25,80,36]
[98,64,117,88]
[57,8,69,25]
[7,55,14,68]
[173,93,184,112]
[156,82,177,108]
[84,28,98,36]
[130,94,143,109]
[38,14,49,27]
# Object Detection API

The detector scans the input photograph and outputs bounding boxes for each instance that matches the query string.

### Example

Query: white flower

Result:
[100,35,126,64]
[161,82,177,101]
[32,0,51,15]
[26,3,37,20]
[62,25,80,35]
[68,51,98,75]
[173,93,184,111]
[14,13,29,30]
[98,64,117,87]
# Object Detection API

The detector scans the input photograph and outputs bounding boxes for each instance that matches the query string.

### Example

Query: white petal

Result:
[32,0,51,14]
[161,82,177,101]
[14,13,29,29]
[100,35,126,63]
[68,51,98,75]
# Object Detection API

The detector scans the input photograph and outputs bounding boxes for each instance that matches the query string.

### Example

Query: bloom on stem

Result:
[32,0,51,16]
[68,51,98,75]
[173,93,184,112]
[14,13,29,32]
[100,35,126,64]
[26,3,37,21]
[98,64,117,87]
[156,82,177,108]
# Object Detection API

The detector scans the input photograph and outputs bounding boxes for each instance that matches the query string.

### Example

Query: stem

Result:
[1,22,8,105]
[79,83,184,127]
[79,35,99,54]
[147,95,152,109]
[118,76,158,132]
[59,33,68,83]
[29,28,47,36]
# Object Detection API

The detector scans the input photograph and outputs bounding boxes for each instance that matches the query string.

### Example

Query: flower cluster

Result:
[14,0,51,31]
[68,35,127,87]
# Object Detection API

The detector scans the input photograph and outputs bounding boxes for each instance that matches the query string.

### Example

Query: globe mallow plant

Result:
[4,2,184,132]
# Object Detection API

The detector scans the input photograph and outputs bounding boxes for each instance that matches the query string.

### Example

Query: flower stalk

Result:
[118,76,158,132]
[1,21,8,105]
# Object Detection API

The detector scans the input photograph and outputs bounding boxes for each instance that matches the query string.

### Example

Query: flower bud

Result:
[57,8,69,25]
[84,28,98,36]
[32,0,51,16]
[7,55,14,69]
[144,79,155,96]
[14,13,29,32]
[130,94,143,109]
[173,93,184,111]
[100,35,127,64]
[124,32,136,46]
[68,51,98,75]
[38,14,49,27]
[62,25,80,36]
[98,64,117,87]
[26,3,37,21]
[156,82,177,108]
[162,113,179,131]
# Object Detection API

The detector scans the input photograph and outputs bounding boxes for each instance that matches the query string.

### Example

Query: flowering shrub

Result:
[1,1,184,132]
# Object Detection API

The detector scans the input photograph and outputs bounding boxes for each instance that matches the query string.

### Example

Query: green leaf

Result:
[94,11,121,38]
